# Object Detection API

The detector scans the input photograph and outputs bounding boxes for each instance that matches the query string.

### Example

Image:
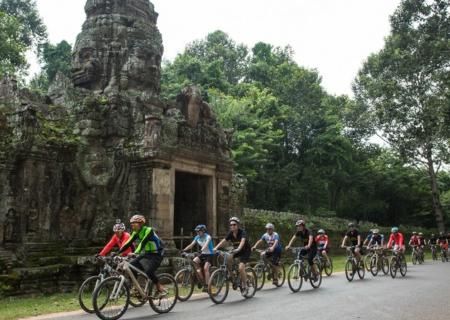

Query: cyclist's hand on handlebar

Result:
[285,245,290,250]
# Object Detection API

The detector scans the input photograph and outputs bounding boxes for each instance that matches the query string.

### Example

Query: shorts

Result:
[198,254,214,265]
[299,247,317,266]
[265,249,282,266]
[234,249,251,263]
[318,246,329,253]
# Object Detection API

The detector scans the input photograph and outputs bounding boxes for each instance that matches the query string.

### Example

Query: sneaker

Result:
[152,289,168,299]
[240,287,248,296]
[272,279,278,286]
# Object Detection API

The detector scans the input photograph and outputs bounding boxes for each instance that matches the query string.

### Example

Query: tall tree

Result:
[0,11,26,75]
[353,0,450,231]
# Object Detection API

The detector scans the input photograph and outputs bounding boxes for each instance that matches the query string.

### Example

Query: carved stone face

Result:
[77,144,115,187]
[72,44,100,89]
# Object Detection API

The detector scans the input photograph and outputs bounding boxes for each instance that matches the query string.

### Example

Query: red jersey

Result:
[315,235,329,248]
[99,232,132,257]
[409,235,420,246]
[387,232,404,248]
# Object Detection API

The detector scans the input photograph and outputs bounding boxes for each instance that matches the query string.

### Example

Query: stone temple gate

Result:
[0,0,236,294]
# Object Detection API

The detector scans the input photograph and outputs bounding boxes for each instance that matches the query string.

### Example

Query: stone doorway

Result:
[174,171,212,238]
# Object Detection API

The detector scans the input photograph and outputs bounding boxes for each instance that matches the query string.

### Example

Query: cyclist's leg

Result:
[269,250,281,282]
[138,254,164,291]
[193,256,205,283]
[203,255,213,285]
[354,246,361,260]
[308,248,319,275]
[237,251,250,289]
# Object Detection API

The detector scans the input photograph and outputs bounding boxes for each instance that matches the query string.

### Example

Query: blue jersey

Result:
[194,233,214,255]
[261,232,282,250]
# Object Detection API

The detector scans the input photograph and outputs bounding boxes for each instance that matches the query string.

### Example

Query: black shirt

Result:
[295,228,316,249]
[429,237,437,245]
[371,234,383,246]
[346,230,360,246]
[226,229,251,252]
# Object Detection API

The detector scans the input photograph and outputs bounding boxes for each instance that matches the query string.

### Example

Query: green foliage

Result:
[0,11,26,75]
[38,40,72,82]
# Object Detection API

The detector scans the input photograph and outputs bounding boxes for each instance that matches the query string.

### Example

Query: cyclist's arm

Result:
[183,240,197,252]
[270,239,279,252]
[341,236,348,248]
[99,235,118,256]
[286,235,297,249]
[118,232,138,254]
[214,238,227,251]
[201,236,212,252]
[235,238,246,253]
[252,239,263,250]
[323,236,328,249]
[136,228,159,254]
[305,235,313,249]
[357,235,361,247]
[367,238,373,248]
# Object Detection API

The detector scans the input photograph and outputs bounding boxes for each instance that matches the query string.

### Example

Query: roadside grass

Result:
[0,293,80,320]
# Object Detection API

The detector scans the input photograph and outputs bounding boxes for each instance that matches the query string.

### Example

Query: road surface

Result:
[25,260,450,320]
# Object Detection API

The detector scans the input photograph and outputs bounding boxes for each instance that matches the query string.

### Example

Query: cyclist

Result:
[251,223,282,286]
[363,229,374,247]
[367,229,384,248]
[340,223,362,260]
[428,233,438,258]
[98,219,133,257]
[409,231,420,247]
[418,232,426,259]
[387,227,405,253]
[315,229,330,259]
[214,217,252,295]
[438,232,449,261]
[182,224,215,291]
[118,214,166,296]
[285,219,319,278]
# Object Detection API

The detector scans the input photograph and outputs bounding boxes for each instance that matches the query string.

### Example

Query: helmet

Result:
[295,219,305,226]
[412,231,417,235]
[431,233,435,237]
[229,217,240,224]
[391,227,399,233]
[265,223,275,230]
[195,224,207,232]
[130,214,146,224]
[418,232,423,236]
[440,231,444,236]
[348,223,355,228]
[373,229,379,234]
[318,229,325,234]
[113,219,126,232]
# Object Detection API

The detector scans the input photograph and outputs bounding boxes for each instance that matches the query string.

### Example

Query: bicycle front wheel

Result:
[174,268,195,302]
[364,254,372,272]
[275,264,286,287]
[309,263,322,289]
[389,257,398,279]
[323,256,333,277]
[381,256,389,275]
[78,275,101,314]
[287,263,303,292]
[253,263,266,291]
[149,273,178,314]
[93,276,130,320]
[345,260,355,282]
[399,256,407,277]
[129,274,147,308]
[243,267,257,299]
[370,256,378,277]
[208,269,229,304]
[412,252,417,265]
[357,259,365,279]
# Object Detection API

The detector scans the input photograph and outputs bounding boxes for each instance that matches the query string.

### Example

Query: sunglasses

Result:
[230,223,237,226]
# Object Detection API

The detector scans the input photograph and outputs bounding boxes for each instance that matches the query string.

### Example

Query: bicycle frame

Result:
[291,247,309,277]
[113,257,150,300]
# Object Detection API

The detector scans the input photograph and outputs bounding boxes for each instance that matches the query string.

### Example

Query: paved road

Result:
[29,261,450,320]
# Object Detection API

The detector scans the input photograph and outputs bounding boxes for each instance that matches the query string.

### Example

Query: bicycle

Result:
[411,246,423,265]
[389,249,407,278]
[313,249,333,277]
[439,246,448,262]
[430,245,438,261]
[368,246,389,276]
[344,246,365,282]
[92,255,178,320]
[287,247,322,292]
[78,256,145,314]
[253,249,286,290]
[175,252,217,301]
[207,250,256,304]
[363,247,375,272]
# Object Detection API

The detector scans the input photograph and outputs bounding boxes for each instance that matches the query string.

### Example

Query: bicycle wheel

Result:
[93,276,129,320]
[309,263,322,289]
[381,256,389,275]
[389,257,397,279]
[412,252,417,265]
[174,268,194,302]
[357,259,365,279]
[399,256,407,277]
[364,254,372,272]
[78,275,101,314]
[370,255,378,277]
[253,263,266,291]
[242,267,257,299]
[148,273,178,314]
[275,264,286,287]
[323,256,333,276]
[129,274,147,308]
[287,263,303,292]
[345,260,355,282]
[208,269,229,304]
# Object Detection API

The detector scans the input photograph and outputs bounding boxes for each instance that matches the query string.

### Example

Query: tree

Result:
[0,11,26,75]
[353,0,450,231]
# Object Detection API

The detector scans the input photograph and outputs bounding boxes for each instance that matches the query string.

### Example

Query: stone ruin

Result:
[0,0,235,295]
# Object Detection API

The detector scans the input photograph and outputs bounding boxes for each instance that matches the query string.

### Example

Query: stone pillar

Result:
[152,168,172,237]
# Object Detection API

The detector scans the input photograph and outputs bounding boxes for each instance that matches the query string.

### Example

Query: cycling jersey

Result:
[370,234,384,246]
[99,232,132,257]
[418,236,426,246]
[260,232,282,251]
[315,234,329,248]
[346,230,360,246]
[194,233,214,255]
[438,236,448,245]
[120,226,163,255]
[295,228,316,249]
[387,232,404,248]
[429,237,437,245]
[409,235,420,246]
[226,229,251,252]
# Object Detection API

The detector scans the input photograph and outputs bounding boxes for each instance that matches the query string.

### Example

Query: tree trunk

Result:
[425,145,446,232]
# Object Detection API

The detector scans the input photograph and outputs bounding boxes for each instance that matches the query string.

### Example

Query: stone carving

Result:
[177,86,216,127]
[72,0,163,96]
[143,115,162,149]
[4,208,17,242]
[26,200,39,234]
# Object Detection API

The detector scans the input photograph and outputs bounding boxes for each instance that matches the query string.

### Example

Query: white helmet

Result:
[265,223,275,230]
[229,217,240,224]
[318,229,325,234]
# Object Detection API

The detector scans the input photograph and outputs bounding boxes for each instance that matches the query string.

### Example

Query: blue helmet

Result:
[391,227,399,233]
[195,224,207,232]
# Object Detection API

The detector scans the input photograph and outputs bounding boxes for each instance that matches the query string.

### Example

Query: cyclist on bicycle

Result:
[428,233,437,246]
[251,223,282,286]
[285,220,319,278]
[118,214,166,296]
[182,224,215,292]
[363,229,374,247]
[438,232,448,260]
[367,229,384,248]
[98,220,133,257]
[409,232,420,247]
[387,227,405,253]
[315,229,329,259]
[340,223,362,260]
[214,217,252,295]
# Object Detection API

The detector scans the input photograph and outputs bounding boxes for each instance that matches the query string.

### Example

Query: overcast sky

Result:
[32,0,401,96]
